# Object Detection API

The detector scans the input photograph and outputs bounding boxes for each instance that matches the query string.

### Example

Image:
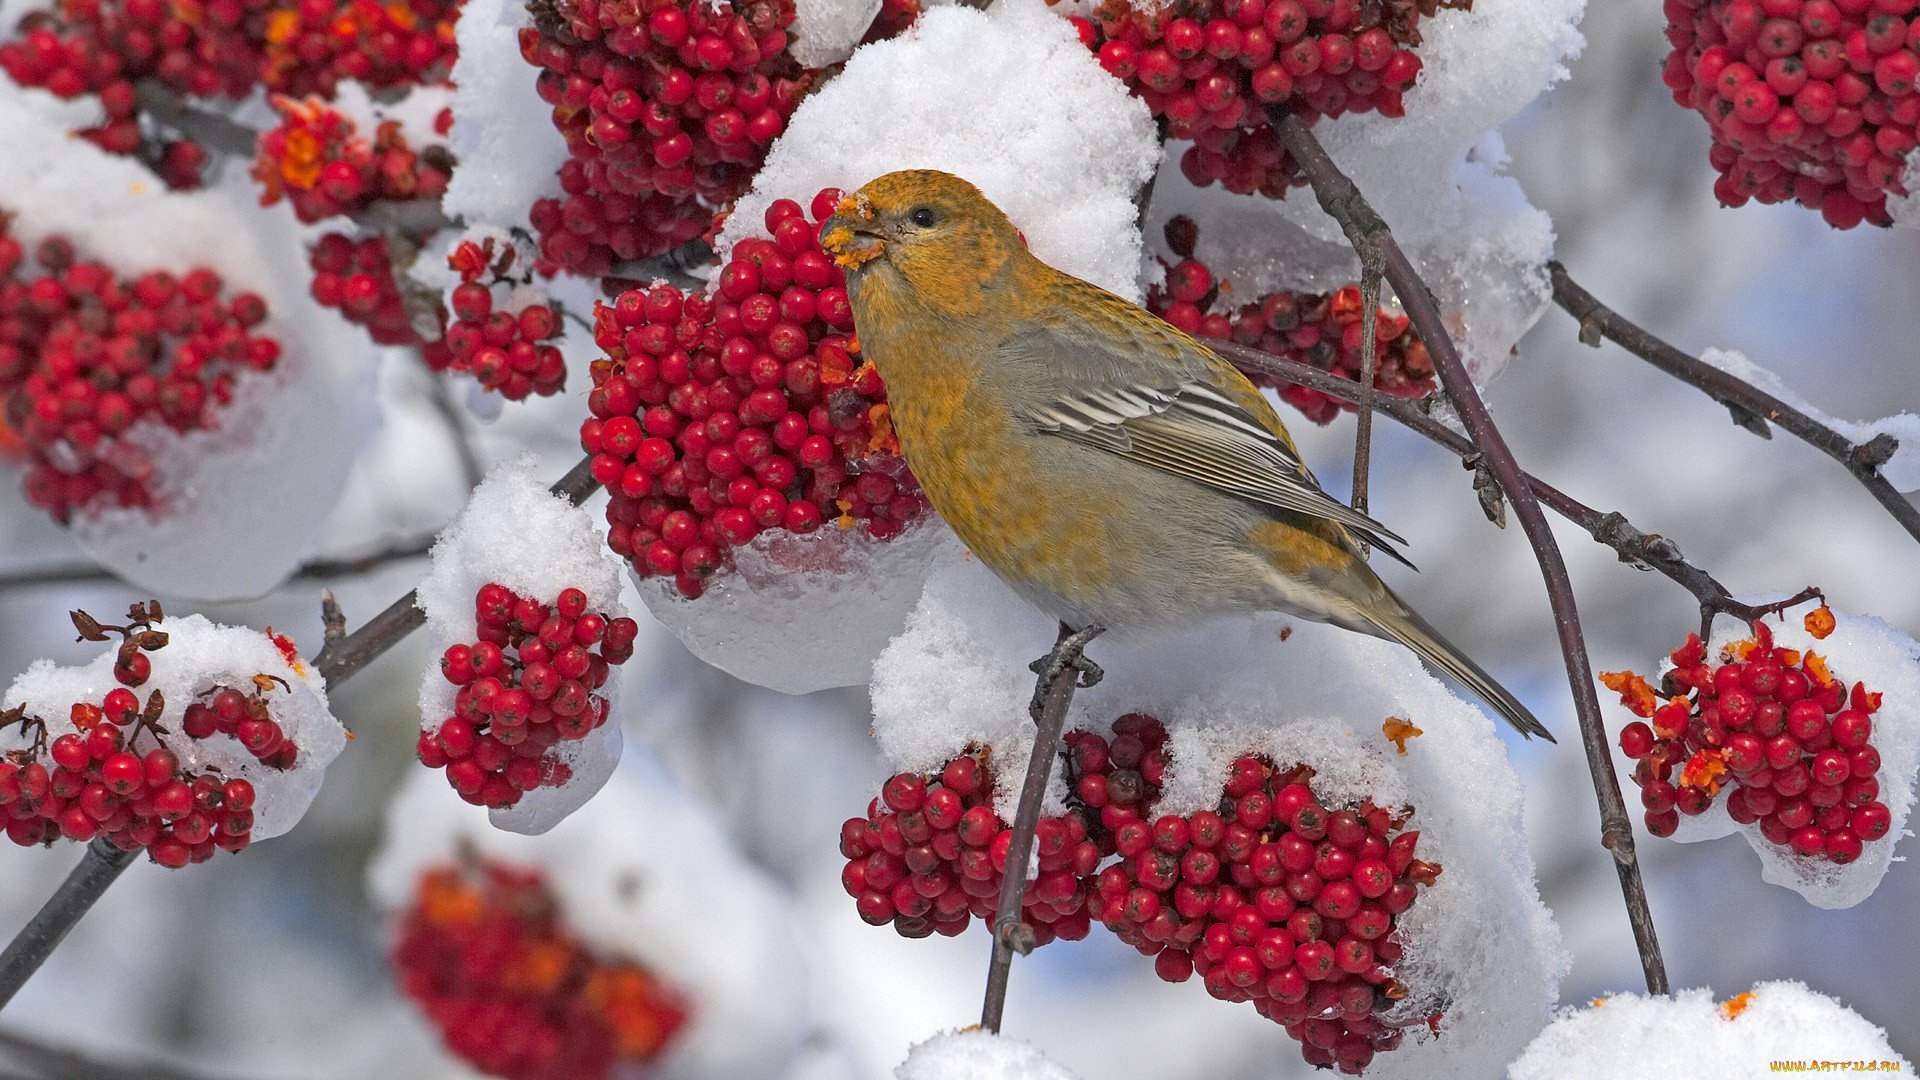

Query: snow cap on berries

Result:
[870,556,1567,1079]
[721,0,1161,301]
[2,614,345,840]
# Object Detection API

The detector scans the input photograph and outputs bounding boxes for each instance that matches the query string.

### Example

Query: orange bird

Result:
[823,170,1549,740]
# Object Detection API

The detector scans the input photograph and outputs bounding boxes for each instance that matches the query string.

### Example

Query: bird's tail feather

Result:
[1360,602,1554,742]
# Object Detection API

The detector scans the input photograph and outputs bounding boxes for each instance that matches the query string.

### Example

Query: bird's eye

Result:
[909,206,937,228]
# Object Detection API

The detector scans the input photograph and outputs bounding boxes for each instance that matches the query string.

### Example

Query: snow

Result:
[870,557,1567,1078]
[787,0,882,68]
[636,517,965,695]
[1665,599,1920,910]
[1888,152,1920,229]
[1,614,346,840]
[1508,981,1914,1080]
[415,455,630,832]
[1146,0,1586,385]
[367,750,813,1080]
[1701,349,1920,492]
[0,80,379,600]
[895,1031,1081,1080]
[323,81,453,151]
[440,0,569,230]
[719,0,1161,302]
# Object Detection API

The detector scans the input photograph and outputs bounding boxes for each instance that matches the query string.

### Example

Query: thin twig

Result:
[981,622,1105,1033]
[0,534,439,592]
[131,83,256,159]
[0,839,138,1013]
[420,357,486,492]
[1352,260,1382,524]
[1215,340,1741,617]
[0,1026,228,1080]
[311,454,599,688]
[1270,106,1670,995]
[1547,263,1920,544]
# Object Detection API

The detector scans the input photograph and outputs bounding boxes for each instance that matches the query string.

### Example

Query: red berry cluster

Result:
[393,859,690,1080]
[307,230,426,346]
[1662,0,1920,228]
[254,96,455,224]
[259,0,461,97]
[0,220,282,522]
[0,0,267,188]
[438,237,569,399]
[581,189,926,599]
[517,0,812,274]
[416,584,639,810]
[1077,0,1436,198]
[1147,216,1434,424]
[0,604,276,867]
[1604,612,1891,864]
[1076,717,1436,1075]
[839,749,1102,943]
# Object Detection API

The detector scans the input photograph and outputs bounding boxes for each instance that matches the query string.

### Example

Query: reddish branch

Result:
[1547,263,1920,545]
[1268,106,1670,995]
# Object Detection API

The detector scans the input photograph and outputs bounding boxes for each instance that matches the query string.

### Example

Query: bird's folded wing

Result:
[1020,379,1414,566]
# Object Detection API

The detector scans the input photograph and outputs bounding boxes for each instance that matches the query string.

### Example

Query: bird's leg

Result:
[981,621,1105,1033]
[1025,622,1106,722]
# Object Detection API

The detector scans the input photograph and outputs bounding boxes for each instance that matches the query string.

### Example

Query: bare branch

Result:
[0,839,138,1014]
[1547,262,1920,545]
[1269,106,1669,995]
[980,622,1105,1032]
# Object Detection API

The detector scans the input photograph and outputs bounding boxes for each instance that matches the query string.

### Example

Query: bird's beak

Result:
[821,193,887,271]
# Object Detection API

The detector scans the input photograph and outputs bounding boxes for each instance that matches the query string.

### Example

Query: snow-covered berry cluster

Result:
[1073,716,1436,1075]
[1077,0,1436,198]
[416,584,638,809]
[846,712,1441,1075]
[517,0,813,274]
[1147,216,1434,424]
[0,218,282,521]
[0,604,287,866]
[436,236,568,399]
[583,189,927,599]
[1662,0,1920,228]
[1604,610,1892,864]
[393,858,690,1080]
[259,0,461,97]
[254,96,455,223]
[839,748,1101,944]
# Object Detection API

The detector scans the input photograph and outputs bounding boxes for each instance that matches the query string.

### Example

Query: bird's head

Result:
[820,170,1025,309]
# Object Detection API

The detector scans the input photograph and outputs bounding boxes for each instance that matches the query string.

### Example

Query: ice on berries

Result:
[871,557,1567,1077]
[2,613,346,845]
[1701,349,1920,492]
[895,1030,1082,1080]
[1657,600,1920,910]
[787,0,882,69]
[1508,981,1913,1080]
[0,81,377,599]
[721,0,1162,301]
[369,751,813,1079]
[416,456,636,833]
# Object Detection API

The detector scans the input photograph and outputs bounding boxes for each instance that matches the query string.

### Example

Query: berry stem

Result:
[311,454,601,687]
[1547,262,1920,546]
[131,82,257,159]
[1268,105,1671,997]
[0,837,138,1013]
[980,622,1104,1033]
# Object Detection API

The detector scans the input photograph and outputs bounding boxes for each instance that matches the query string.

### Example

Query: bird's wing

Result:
[1017,377,1414,566]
